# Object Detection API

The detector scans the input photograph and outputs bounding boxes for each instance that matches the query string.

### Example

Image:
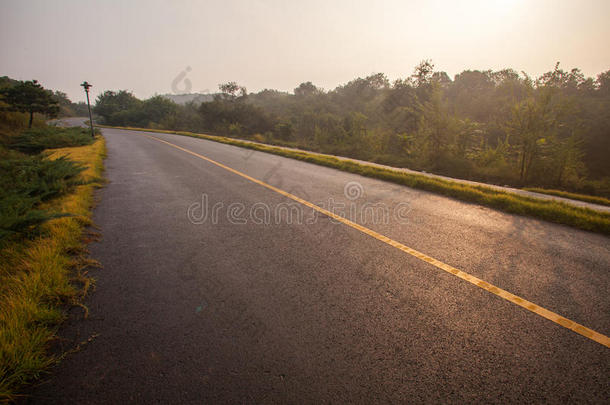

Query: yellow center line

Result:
[141,132,610,348]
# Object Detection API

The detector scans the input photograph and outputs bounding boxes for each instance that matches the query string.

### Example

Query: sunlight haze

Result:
[2,0,610,401]
[1,0,608,102]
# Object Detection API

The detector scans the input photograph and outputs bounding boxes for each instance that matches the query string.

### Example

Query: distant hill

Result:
[160,93,215,105]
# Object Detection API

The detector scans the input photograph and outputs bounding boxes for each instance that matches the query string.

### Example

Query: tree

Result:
[596,70,610,96]
[431,71,452,88]
[549,135,585,186]
[411,60,436,103]
[93,90,141,124]
[53,90,74,117]
[0,80,59,127]
[419,87,456,160]
[412,60,435,87]
[219,82,247,100]
[537,62,587,94]
[447,70,496,121]
[294,81,322,97]
[141,96,178,125]
[364,73,390,90]
[506,91,556,183]
[332,73,388,113]
[0,75,19,90]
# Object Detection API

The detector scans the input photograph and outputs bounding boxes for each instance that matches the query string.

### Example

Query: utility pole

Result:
[80,81,95,138]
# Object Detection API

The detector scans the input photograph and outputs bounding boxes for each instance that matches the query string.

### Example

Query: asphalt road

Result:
[28,127,609,403]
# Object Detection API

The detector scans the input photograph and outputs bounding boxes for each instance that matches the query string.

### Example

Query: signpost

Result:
[80,81,95,138]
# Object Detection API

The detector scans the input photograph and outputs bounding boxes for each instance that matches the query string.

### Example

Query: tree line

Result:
[93,62,610,197]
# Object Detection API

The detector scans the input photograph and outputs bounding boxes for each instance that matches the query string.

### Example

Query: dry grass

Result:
[0,137,106,402]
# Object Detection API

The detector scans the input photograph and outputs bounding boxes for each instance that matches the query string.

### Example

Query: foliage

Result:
[93,90,141,124]
[95,62,610,198]
[0,76,93,121]
[10,126,95,154]
[219,81,247,98]
[0,80,59,128]
[51,91,91,118]
[0,151,84,241]
[93,91,178,128]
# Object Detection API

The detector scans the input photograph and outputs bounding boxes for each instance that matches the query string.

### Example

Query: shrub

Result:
[10,127,95,154]
[0,151,85,241]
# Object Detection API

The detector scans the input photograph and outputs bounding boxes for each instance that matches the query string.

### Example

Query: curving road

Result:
[29,127,609,403]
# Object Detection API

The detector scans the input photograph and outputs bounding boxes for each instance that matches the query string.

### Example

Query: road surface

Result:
[29,127,609,403]
[50,117,610,213]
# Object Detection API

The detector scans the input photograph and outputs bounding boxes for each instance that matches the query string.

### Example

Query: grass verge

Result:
[101,125,610,235]
[523,187,610,207]
[0,137,106,402]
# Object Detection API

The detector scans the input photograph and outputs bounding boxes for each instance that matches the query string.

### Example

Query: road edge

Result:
[0,137,107,402]
[99,125,610,236]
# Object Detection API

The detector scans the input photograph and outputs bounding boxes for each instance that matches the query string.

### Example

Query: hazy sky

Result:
[1,0,609,102]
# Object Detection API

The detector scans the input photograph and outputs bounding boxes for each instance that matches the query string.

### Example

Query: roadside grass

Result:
[102,125,610,235]
[0,137,106,402]
[523,187,610,207]
[0,149,86,241]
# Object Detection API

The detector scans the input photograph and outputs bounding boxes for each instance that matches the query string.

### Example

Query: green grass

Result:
[0,137,106,402]
[523,187,610,207]
[0,149,86,242]
[10,126,97,155]
[102,125,610,235]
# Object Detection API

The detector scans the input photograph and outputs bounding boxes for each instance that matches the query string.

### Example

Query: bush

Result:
[10,126,95,154]
[0,150,85,241]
